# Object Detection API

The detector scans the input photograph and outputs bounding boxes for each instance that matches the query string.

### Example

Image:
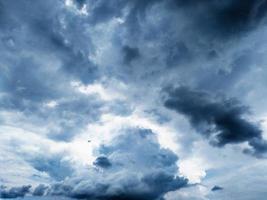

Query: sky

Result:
[1,0,267,199]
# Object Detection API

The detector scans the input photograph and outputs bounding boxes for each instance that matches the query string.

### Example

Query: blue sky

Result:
[1,0,267,199]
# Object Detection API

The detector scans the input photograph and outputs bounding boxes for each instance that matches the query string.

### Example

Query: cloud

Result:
[93,156,112,169]
[164,86,267,157]
[28,154,74,181]
[82,0,267,43]
[168,0,267,38]
[211,185,223,192]
[0,185,31,199]
[47,128,188,200]
[122,45,140,64]
[33,184,49,196]
[1,0,267,199]
[0,0,97,82]
[206,161,267,200]
[0,0,105,141]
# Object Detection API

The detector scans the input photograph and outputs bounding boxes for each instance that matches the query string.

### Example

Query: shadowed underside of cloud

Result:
[211,185,224,192]
[122,45,140,65]
[76,0,267,39]
[33,184,49,197]
[45,128,188,200]
[28,154,75,181]
[0,185,31,199]
[164,86,267,158]
[93,156,112,169]
[169,0,267,37]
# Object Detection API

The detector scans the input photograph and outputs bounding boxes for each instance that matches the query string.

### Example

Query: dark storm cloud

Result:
[211,185,223,192]
[169,0,267,38]
[0,0,98,84]
[70,0,267,86]
[165,41,192,68]
[47,128,188,200]
[164,86,267,157]
[33,184,48,196]
[245,137,267,158]
[122,45,140,64]
[84,0,267,40]
[74,0,87,8]
[0,185,31,198]
[93,156,112,169]
[0,0,104,141]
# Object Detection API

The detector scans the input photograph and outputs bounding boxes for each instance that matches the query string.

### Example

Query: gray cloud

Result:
[47,128,188,200]
[211,185,224,192]
[164,86,267,157]
[122,45,140,65]
[83,0,267,45]
[0,185,31,199]
[33,184,48,196]
[28,154,74,181]
[93,156,112,169]
[0,0,104,141]
[168,0,267,38]
[1,0,267,199]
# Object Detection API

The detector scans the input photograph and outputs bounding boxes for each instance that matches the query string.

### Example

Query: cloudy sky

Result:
[1,0,267,199]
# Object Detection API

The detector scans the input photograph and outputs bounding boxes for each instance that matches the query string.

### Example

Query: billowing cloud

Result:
[33,184,49,197]
[1,0,267,199]
[164,86,267,157]
[47,128,188,200]
[0,185,31,199]
[0,0,105,142]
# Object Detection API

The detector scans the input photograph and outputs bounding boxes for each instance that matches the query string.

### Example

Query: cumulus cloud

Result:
[0,185,31,199]
[47,128,188,200]
[33,184,49,196]
[164,86,267,157]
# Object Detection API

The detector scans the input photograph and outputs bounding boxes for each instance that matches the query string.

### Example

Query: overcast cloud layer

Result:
[1,0,267,199]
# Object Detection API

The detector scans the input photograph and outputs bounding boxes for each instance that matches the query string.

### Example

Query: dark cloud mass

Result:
[0,185,31,198]
[33,184,48,196]
[122,45,140,64]
[164,87,267,157]
[84,0,267,39]
[211,185,224,192]
[93,156,112,169]
[170,0,267,38]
